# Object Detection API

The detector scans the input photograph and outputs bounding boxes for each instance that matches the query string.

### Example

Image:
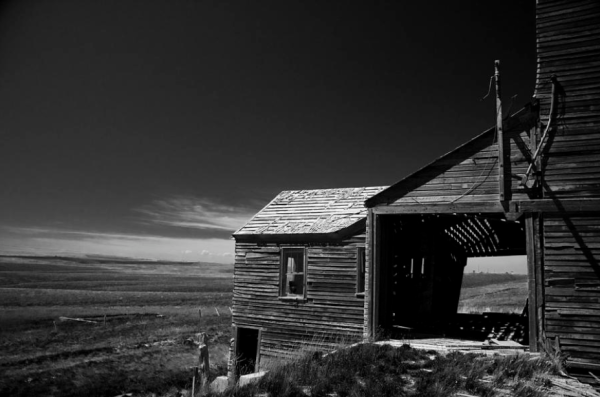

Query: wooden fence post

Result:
[227,338,236,386]
[198,332,210,395]
[191,366,198,397]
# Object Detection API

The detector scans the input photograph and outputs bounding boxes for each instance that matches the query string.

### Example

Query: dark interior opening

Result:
[236,327,260,375]
[377,214,528,343]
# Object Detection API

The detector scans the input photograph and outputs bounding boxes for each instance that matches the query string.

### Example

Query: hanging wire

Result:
[480,75,495,101]
[449,127,499,204]
[412,74,513,205]
[452,76,515,203]
[504,94,518,120]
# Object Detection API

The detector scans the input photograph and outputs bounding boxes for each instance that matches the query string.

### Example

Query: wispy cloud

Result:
[135,196,256,233]
[0,195,263,262]
[0,226,235,263]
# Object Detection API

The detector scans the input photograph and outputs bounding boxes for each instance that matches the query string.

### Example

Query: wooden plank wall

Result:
[364,210,373,339]
[536,0,600,199]
[543,214,600,377]
[392,136,500,205]
[233,234,366,363]
[381,113,537,206]
[535,0,600,382]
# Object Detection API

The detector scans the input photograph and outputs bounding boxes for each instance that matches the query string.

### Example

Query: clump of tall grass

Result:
[222,343,427,397]
[413,352,554,397]
[214,341,559,397]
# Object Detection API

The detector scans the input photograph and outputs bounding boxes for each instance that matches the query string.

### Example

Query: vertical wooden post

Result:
[534,214,545,350]
[226,337,236,387]
[371,212,381,338]
[191,366,199,397]
[255,329,262,372]
[526,214,544,352]
[365,208,373,340]
[198,332,210,395]
[495,60,506,201]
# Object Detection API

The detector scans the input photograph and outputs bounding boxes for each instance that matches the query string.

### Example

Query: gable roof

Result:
[233,186,386,241]
[365,106,536,208]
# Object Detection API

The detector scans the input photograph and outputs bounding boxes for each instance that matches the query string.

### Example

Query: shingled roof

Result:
[233,186,386,241]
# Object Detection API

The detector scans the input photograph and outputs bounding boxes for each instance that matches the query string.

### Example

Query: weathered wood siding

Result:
[536,0,600,199]
[233,234,366,362]
[234,187,385,237]
[534,0,600,379]
[544,214,600,373]
[367,109,538,207]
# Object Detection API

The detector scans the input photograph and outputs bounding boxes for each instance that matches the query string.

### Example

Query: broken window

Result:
[280,247,305,297]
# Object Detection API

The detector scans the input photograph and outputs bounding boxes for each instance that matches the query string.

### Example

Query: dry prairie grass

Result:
[0,255,233,397]
[216,343,557,397]
[458,273,528,314]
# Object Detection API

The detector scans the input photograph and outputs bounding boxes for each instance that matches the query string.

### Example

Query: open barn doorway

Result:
[235,327,261,375]
[459,255,529,314]
[374,213,533,346]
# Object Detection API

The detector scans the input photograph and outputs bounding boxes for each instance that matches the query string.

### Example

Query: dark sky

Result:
[0,0,536,262]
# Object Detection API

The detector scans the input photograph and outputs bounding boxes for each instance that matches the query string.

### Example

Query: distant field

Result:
[458,273,528,314]
[0,257,530,396]
[0,256,234,397]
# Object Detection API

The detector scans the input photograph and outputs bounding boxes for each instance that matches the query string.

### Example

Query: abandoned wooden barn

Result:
[231,186,386,373]
[364,0,600,383]
[230,0,600,383]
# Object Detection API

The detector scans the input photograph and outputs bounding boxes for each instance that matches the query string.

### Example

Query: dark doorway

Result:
[377,215,467,331]
[235,327,260,375]
[376,214,528,342]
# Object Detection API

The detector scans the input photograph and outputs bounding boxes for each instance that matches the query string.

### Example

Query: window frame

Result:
[356,247,366,297]
[279,246,307,301]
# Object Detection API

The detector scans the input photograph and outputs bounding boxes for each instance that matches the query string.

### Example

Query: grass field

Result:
[0,256,530,396]
[218,343,558,397]
[0,255,233,397]
[458,273,529,314]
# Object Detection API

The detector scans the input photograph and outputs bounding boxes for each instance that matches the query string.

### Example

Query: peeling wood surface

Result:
[234,187,386,237]
[233,233,366,362]
[536,0,600,200]
[544,214,600,372]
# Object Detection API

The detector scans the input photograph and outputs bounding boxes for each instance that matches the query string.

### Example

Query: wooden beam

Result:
[371,213,381,338]
[534,214,544,353]
[495,60,506,201]
[233,220,366,243]
[255,329,262,372]
[517,198,600,213]
[525,214,540,352]
[372,201,505,215]
[364,208,374,340]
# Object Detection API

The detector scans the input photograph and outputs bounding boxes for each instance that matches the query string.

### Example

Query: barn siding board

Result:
[535,6,600,370]
[364,108,539,208]
[360,0,600,383]
[233,232,367,365]
[535,0,600,200]
[234,187,385,238]
[230,0,600,381]
[544,214,600,364]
